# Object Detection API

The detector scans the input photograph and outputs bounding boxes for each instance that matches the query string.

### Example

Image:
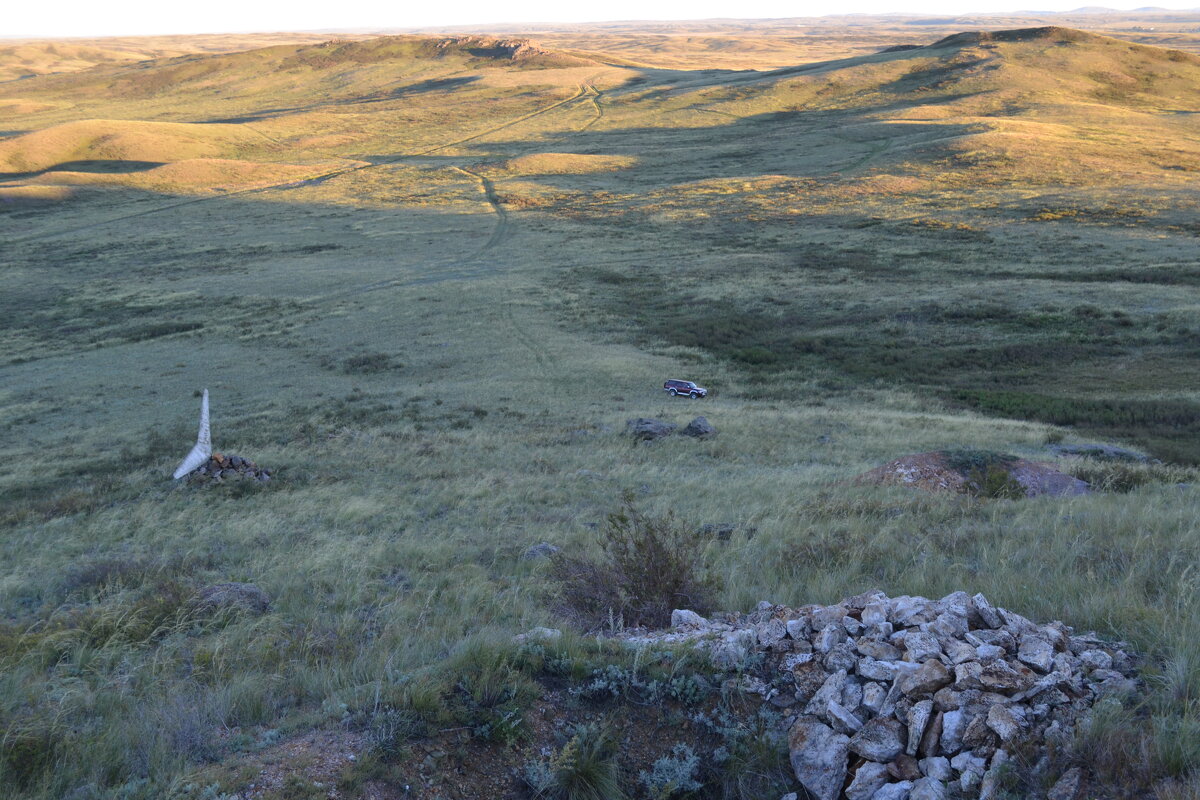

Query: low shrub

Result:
[551,499,719,630]
[522,723,626,800]
[640,744,702,798]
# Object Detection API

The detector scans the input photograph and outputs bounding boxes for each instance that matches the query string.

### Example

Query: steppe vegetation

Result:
[1,20,1199,799]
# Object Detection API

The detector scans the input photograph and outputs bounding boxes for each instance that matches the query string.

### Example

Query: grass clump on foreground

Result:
[0,22,1198,800]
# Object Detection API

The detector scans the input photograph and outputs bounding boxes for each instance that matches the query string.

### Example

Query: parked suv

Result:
[663,379,708,398]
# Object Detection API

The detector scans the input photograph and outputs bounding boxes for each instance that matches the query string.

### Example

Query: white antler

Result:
[172,389,211,479]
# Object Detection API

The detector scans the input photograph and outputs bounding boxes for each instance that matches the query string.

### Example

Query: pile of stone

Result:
[626,416,716,441]
[641,590,1140,800]
[187,453,272,483]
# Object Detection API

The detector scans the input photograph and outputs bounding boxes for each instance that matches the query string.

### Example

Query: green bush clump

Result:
[640,744,702,798]
[522,723,626,800]
[551,499,719,629]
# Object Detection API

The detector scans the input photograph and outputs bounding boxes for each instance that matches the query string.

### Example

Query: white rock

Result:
[945,640,977,665]
[919,756,952,782]
[1079,649,1113,671]
[971,594,1003,629]
[979,749,1009,800]
[950,752,986,776]
[671,609,708,629]
[909,777,947,800]
[891,596,935,627]
[975,644,1005,663]
[829,700,865,734]
[847,762,890,800]
[908,700,934,756]
[817,624,847,653]
[862,603,889,627]
[930,612,968,641]
[863,682,887,714]
[872,781,914,800]
[1017,634,1055,673]
[789,719,850,800]
[904,632,943,663]
[786,616,811,639]
[805,670,849,719]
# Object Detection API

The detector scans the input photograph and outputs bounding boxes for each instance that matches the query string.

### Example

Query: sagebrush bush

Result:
[552,499,719,629]
[524,723,626,800]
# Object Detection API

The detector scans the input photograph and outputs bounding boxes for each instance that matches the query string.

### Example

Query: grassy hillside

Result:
[1,27,1199,799]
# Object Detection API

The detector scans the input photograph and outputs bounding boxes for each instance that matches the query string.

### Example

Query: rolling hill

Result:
[1,24,1198,800]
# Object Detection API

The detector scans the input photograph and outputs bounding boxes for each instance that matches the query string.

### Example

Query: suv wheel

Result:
[668,388,678,396]
[689,391,700,399]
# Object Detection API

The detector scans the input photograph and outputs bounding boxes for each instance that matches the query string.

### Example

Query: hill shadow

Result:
[0,159,165,181]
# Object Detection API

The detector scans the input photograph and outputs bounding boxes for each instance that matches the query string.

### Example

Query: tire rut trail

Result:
[4,85,592,246]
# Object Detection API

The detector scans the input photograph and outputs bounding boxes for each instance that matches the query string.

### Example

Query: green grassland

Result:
[1,27,1199,799]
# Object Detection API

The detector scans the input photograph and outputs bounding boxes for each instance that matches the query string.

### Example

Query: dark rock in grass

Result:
[521,542,561,561]
[1007,463,1090,498]
[192,582,271,616]
[625,417,677,441]
[699,522,737,540]
[680,416,716,438]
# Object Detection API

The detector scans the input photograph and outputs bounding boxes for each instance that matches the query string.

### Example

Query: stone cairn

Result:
[187,453,272,484]
[629,590,1139,800]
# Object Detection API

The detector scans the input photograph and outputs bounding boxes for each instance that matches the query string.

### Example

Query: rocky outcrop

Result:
[680,416,716,438]
[626,418,677,441]
[626,416,716,442]
[856,452,1088,498]
[620,591,1138,799]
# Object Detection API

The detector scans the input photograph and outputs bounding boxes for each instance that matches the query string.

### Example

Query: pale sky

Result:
[8,0,1200,38]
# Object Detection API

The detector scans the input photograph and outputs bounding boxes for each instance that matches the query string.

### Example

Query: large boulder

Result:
[680,416,716,438]
[625,418,677,441]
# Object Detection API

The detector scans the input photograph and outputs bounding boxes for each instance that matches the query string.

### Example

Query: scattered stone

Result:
[188,453,272,484]
[625,417,676,441]
[521,542,560,560]
[680,416,716,438]
[191,582,270,616]
[789,719,850,800]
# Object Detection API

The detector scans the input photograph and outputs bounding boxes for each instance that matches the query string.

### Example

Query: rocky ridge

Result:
[620,590,1140,800]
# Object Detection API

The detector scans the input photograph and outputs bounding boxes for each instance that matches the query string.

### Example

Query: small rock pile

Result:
[187,453,272,483]
[626,416,716,441]
[630,590,1140,800]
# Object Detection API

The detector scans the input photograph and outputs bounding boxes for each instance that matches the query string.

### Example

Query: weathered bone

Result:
[172,389,211,479]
